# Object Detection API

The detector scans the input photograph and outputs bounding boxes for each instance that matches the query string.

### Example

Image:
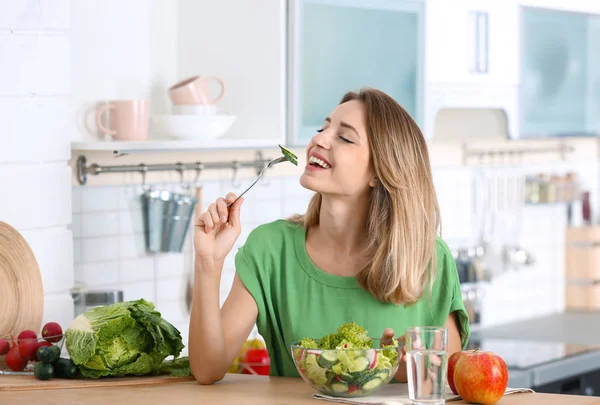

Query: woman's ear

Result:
[369,177,378,188]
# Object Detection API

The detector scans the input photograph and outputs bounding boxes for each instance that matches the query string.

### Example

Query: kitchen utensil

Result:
[0,222,44,338]
[71,288,124,317]
[227,156,288,207]
[469,167,495,281]
[142,189,198,253]
[500,156,534,270]
[0,374,194,391]
[186,184,202,314]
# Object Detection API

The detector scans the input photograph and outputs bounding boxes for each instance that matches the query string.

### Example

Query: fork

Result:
[227,156,288,207]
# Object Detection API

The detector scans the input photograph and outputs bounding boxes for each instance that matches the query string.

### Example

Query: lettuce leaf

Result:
[65,299,184,378]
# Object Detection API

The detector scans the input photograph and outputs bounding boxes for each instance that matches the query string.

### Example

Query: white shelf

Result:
[71,138,282,153]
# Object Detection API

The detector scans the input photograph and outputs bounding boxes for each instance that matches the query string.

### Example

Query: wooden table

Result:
[1,374,599,405]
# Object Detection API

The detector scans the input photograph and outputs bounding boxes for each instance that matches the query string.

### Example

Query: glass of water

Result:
[405,326,448,405]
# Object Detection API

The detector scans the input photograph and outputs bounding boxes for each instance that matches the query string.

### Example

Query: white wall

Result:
[0,0,74,331]
[70,0,177,143]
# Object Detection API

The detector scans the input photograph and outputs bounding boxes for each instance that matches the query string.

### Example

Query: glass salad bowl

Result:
[290,338,403,398]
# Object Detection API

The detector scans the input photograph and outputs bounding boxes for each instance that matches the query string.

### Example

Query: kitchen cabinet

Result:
[423,0,520,139]
[287,0,425,146]
[426,0,519,87]
[534,368,600,396]
[175,0,287,148]
[519,6,600,137]
[518,0,600,15]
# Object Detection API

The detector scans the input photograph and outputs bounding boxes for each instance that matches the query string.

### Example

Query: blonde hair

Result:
[289,88,441,306]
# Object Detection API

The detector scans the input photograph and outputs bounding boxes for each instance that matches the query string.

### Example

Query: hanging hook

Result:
[231,161,241,188]
[139,163,150,193]
[194,162,204,187]
[176,162,190,194]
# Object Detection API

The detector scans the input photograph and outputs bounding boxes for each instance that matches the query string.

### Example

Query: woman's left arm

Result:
[446,310,463,357]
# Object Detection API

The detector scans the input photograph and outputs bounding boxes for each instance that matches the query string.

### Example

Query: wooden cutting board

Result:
[0,374,195,391]
[0,221,44,338]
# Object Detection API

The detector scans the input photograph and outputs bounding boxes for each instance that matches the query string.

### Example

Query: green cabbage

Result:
[65,299,184,378]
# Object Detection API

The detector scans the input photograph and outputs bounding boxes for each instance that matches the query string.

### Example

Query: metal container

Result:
[142,189,197,253]
[72,289,124,317]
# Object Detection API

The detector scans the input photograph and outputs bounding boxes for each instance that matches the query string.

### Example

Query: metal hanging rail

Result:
[461,141,575,164]
[76,151,270,185]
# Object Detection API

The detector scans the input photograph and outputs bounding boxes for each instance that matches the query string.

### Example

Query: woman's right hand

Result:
[194,192,244,264]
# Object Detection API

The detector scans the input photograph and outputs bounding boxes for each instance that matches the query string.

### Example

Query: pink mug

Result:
[95,100,149,141]
[168,76,225,105]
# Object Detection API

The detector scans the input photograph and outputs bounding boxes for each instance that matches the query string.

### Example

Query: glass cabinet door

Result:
[520,7,600,137]
[288,0,425,145]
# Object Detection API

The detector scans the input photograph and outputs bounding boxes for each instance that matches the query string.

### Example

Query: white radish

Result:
[366,349,377,369]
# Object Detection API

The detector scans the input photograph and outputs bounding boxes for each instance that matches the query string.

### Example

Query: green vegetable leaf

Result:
[279,144,298,166]
[159,357,191,377]
[65,299,185,379]
[125,299,185,358]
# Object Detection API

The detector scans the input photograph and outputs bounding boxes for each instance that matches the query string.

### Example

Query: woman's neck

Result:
[312,194,370,256]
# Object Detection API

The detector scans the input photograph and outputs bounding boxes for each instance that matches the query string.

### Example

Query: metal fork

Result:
[227,156,288,207]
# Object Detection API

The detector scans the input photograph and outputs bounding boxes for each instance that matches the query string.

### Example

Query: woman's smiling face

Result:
[299,99,376,198]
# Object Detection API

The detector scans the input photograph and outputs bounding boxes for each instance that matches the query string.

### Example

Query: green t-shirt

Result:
[235,219,470,377]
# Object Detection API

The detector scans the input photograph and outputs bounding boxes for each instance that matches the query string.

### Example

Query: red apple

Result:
[448,350,474,395]
[454,350,508,405]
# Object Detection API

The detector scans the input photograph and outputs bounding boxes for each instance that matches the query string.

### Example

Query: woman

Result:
[189,88,470,385]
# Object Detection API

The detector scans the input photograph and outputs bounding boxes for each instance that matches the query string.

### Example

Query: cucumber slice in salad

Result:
[362,377,384,391]
[375,370,390,381]
[349,356,369,373]
[317,350,339,368]
[331,381,349,393]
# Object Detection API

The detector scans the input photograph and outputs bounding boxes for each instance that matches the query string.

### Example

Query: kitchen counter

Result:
[473,311,600,394]
[1,374,599,405]
[476,311,600,345]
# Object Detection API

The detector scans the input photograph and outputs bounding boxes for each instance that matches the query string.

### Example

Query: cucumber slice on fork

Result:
[279,144,298,166]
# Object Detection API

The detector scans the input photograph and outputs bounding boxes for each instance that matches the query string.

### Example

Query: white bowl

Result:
[150,114,237,140]
[171,105,218,116]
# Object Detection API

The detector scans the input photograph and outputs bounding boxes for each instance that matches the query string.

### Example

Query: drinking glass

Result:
[405,326,448,405]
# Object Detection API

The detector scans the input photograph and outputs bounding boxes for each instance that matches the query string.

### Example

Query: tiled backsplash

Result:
[72,174,315,353]
[72,163,595,349]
